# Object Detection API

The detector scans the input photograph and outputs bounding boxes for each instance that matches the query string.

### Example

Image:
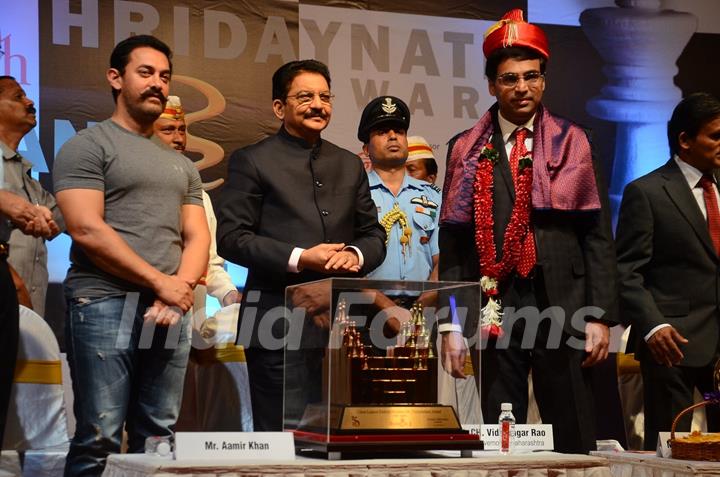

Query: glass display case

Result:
[283,278,483,458]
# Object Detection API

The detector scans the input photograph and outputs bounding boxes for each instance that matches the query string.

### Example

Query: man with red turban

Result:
[438,9,618,454]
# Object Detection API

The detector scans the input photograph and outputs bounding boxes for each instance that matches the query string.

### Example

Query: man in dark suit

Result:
[217,59,386,431]
[616,92,720,449]
[438,9,617,454]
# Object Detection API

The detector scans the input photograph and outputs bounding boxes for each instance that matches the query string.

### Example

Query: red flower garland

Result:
[473,144,534,337]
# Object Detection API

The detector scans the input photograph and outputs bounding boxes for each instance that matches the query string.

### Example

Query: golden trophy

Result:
[286,278,484,458]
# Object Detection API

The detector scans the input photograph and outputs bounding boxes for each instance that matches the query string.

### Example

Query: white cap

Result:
[407,136,435,162]
[501,403,512,411]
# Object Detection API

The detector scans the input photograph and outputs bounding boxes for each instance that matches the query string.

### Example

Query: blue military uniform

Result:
[366,170,441,281]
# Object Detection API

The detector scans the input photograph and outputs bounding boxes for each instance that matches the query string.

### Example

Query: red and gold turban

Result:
[483,9,550,59]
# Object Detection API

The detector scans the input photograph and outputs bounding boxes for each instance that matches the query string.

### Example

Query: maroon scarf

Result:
[440,104,601,225]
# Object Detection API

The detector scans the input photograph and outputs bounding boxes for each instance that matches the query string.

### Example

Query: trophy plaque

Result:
[284,278,484,459]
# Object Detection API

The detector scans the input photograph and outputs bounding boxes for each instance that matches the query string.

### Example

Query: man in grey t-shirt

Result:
[53,35,209,477]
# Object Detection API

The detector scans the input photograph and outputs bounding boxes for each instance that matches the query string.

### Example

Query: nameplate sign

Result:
[657,431,691,458]
[479,424,554,452]
[462,423,482,436]
[175,432,295,460]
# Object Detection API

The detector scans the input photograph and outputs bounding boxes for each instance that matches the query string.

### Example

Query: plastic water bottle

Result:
[145,436,173,458]
[499,402,515,454]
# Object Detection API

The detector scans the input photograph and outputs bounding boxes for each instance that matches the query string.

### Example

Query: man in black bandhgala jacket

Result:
[217,59,386,432]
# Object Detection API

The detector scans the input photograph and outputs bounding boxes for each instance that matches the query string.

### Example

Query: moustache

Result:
[304,110,327,119]
[141,90,167,102]
[27,106,37,115]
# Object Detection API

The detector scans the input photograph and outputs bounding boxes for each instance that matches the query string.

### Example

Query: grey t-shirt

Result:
[53,119,203,298]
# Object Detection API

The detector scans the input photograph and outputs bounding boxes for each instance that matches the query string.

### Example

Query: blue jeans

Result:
[63,293,190,477]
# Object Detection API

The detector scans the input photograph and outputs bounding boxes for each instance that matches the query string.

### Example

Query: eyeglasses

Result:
[286,91,335,106]
[495,71,544,88]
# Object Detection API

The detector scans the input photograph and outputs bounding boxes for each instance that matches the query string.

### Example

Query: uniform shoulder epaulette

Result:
[425,182,441,194]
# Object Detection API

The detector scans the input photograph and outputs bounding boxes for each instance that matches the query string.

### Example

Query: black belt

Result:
[0,241,8,259]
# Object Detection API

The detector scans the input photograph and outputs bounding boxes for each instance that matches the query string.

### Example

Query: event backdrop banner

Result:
[39,0,299,190]
[38,0,501,191]
[299,4,494,174]
[0,1,41,169]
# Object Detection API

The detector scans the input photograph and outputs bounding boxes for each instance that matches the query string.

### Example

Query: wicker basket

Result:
[670,401,720,461]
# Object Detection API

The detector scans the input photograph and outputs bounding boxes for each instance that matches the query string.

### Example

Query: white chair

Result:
[3,305,69,476]
[3,306,69,452]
